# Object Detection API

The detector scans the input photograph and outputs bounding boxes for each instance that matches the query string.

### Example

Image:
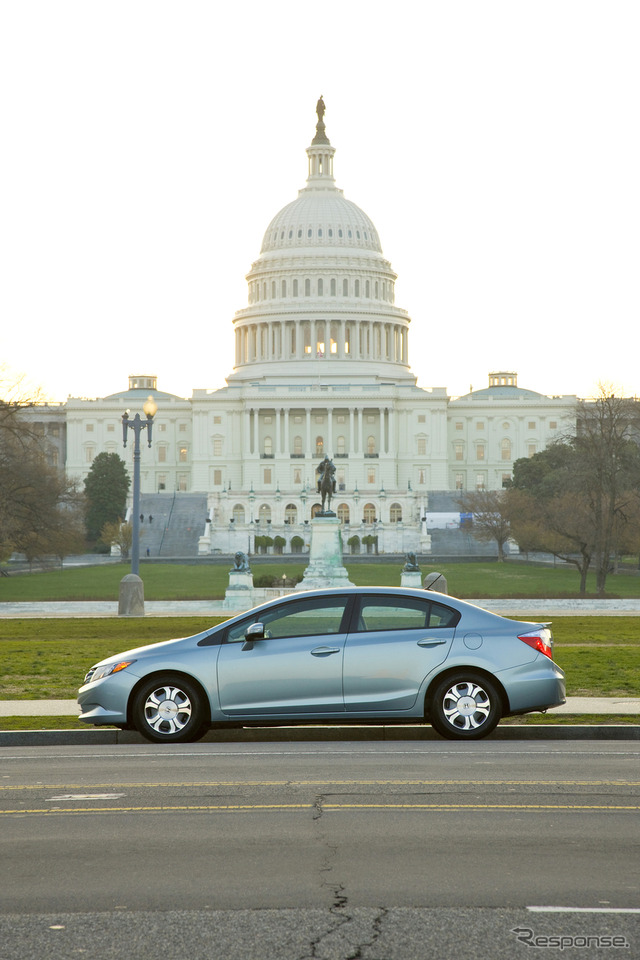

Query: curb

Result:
[1,724,638,747]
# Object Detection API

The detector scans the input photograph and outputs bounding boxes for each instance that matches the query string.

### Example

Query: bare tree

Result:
[455,490,513,561]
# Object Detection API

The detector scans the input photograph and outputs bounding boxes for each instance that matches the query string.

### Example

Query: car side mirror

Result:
[242,622,266,650]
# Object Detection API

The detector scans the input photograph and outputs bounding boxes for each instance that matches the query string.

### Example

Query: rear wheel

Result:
[429,672,501,740]
[132,675,208,743]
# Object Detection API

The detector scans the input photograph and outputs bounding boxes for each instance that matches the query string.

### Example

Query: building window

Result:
[418,415,426,423]
[363,503,376,523]
[549,421,557,430]
[259,504,271,523]
[178,474,188,492]
[179,447,188,463]
[528,421,536,430]
[263,468,272,484]
[213,416,221,424]
[158,475,167,491]
[179,423,187,432]
[305,278,310,296]
[417,437,426,456]
[343,279,348,296]
[367,468,376,484]
[285,503,297,524]
[337,435,346,455]
[158,446,167,463]
[367,435,376,455]
[417,468,426,485]
[233,504,245,523]
[318,278,323,296]
[281,279,287,297]
[502,473,512,488]
[390,503,402,523]
[213,438,223,456]
[476,422,485,431]
[337,503,350,523]
[455,422,463,431]
[85,446,95,463]
[501,438,512,461]
[293,467,302,484]
[476,444,485,461]
[455,443,464,461]
[354,279,360,297]
[293,279,299,297]
[330,278,336,296]
[315,436,324,456]
[528,444,537,457]
[455,473,464,490]
[86,423,94,432]
[213,469,222,486]
[476,474,486,490]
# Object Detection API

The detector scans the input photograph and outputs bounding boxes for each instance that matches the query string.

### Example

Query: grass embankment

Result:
[1,560,640,601]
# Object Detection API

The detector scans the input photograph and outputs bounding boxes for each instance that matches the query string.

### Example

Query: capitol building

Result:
[40,103,576,557]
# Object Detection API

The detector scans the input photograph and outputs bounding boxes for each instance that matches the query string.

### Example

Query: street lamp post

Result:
[118,396,157,615]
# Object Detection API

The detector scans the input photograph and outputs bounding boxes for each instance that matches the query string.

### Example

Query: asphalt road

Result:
[1,740,639,959]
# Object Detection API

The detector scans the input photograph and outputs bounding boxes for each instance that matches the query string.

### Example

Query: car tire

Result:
[132,675,208,743]
[429,672,502,740]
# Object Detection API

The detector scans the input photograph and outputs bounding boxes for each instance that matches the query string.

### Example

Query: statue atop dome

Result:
[312,95,330,145]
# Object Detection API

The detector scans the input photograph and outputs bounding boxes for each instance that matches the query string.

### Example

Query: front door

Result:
[217,595,351,716]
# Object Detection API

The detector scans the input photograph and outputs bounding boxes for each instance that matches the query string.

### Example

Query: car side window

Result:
[224,597,349,643]
[356,597,430,632]
[429,602,459,628]
[260,597,349,639]
[354,597,460,632]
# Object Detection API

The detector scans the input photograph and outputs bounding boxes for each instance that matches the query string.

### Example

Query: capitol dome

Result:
[228,100,415,385]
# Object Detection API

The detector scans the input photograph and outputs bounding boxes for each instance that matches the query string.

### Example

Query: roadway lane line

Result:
[2,778,639,791]
[528,906,640,913]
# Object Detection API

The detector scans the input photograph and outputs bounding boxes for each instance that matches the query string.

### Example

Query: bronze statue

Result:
[316,455,336,514]
[232,551,250,572]
[316,95,325,122]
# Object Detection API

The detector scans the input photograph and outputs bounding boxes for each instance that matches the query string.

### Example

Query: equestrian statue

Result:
[316,455,337,515]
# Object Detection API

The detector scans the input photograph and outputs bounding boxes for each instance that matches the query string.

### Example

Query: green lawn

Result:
[1,616,639,701]
[1,559,639,601]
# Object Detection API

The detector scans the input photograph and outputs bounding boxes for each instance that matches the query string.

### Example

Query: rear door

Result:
[343,595,458,712]
[217,595,351,716]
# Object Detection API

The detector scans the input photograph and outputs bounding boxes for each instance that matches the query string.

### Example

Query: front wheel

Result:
[132,675,208,743]
[429,672,501,740]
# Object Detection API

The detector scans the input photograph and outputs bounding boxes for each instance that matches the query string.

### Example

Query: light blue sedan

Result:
[77,587,566,742]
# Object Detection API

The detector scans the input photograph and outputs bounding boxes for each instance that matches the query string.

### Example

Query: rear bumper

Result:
[498,659,566,715]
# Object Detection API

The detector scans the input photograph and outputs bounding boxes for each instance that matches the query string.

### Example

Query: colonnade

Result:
[242,405,396,457]
[234,318,408,367]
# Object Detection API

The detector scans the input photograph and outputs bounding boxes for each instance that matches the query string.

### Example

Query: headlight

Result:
[85,660,137,684]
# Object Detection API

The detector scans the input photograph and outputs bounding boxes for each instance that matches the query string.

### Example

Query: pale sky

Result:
[1,0,638,405]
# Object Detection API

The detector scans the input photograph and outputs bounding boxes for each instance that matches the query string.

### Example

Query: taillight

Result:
[519,628,554,659]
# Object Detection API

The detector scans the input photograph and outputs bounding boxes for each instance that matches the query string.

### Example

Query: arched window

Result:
[305,278,311,296]
[263,436,273,457]
[363,503,376,523]
[354,279,360,297]
[343,278,348,296]
[271,281,276,299]
[281,279,287,297]
[318,278,324,296]
[367,435,376,455]
[337,503,350,523]
[259,504,271,523]
[315,436,324,457]
[330,278,336,296]
[365,279,370,297]
[293,279,299,297]
[293,435,303,455]
[311,503,323,518]
[337,435,346,455]
[390,503,402,523]
[284,503,297,524]
[232,504,245,524]
[501,438,512,461]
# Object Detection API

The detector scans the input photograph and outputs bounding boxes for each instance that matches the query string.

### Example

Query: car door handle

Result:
[311,646,341,656]
[417,638,448,646]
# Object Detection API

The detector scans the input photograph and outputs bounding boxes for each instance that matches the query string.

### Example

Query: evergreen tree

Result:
[83,453,130,542]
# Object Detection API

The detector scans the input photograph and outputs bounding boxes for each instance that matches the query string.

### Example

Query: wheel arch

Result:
[424,665,509,720]
[127,670,212,728]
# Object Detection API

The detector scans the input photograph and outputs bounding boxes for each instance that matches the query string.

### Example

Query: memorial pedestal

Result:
[296,516,354,591]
